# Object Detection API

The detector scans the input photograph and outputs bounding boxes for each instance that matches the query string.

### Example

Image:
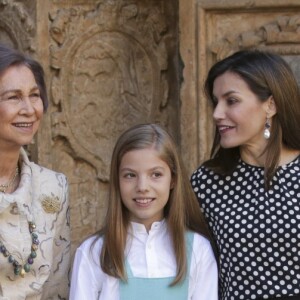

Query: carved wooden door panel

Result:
[180,0,300,173]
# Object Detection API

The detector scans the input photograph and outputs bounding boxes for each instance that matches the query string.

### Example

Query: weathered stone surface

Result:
[46,0,179,250]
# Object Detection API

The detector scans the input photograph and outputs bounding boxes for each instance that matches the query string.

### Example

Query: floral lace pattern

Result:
[0,148,70,300]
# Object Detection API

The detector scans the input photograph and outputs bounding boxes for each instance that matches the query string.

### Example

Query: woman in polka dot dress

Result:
[191,50,300,300]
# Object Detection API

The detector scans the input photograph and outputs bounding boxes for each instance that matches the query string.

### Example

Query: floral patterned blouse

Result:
[0,148,70,300]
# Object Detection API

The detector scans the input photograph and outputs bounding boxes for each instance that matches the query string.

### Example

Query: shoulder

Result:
[21,147,67,184]
[78,235,103,250]
[192,233,213,251]
[31,162,67,183]
[191,233,216,262]
[29,162,69,201]
[191,164,214,181]
[191,164,221,193]
[74,235,104,268]
[24,162,69,216]
[31,164,69,210]
[77,235,103,257]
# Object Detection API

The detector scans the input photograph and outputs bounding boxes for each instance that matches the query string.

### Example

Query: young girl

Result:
[70,123,218,300]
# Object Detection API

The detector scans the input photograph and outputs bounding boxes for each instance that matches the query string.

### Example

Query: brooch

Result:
[40,195,61,214]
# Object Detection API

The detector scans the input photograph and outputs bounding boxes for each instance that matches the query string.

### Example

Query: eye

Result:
[6,95,20,102]
[30,92,41,101]
[152,172,162,178]
[8,95,18,99]
[123,172,136,179]
[227,97,238,105]
[31,93,40,97]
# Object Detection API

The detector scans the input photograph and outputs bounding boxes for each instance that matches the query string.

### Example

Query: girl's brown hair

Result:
[95,123,213,285]
[204,49,300,189]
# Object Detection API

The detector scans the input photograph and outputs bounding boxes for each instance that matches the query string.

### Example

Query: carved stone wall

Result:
[47,0,179,249]
[4,0,300,256]
[0,0,179,250]
[180,0,300,174]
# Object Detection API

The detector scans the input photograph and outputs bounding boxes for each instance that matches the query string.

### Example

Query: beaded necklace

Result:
[0,221,39,277]
[0,166,39,277]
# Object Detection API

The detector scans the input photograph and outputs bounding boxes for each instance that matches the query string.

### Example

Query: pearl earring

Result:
[264,117,271,139]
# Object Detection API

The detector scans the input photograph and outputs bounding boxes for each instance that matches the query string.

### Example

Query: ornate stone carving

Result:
[0,0,35,51]
[49,1,170,182]
[48,1,176,247]
[210,15,300,60]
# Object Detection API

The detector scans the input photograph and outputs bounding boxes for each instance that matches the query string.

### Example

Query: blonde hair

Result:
[96,123,213,285]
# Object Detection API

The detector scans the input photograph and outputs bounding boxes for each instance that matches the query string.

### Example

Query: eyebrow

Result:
[0,86,40,96]
[213,90,240,100]
[1,85,39,95]
[120,166,165,172]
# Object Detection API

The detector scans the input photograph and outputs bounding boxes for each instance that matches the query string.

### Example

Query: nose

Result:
[20,97,35,115]
[213,101,225,121]
[136,175,149,192]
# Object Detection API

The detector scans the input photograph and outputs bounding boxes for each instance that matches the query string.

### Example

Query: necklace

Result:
[0,221,39,277]
[0,166,19,193]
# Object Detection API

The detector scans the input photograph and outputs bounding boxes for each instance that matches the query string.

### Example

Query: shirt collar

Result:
[130,219,166,233]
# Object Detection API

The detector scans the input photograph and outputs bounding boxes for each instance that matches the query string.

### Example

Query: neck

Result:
[240,145,266,167]
[240,144,300,167]
[0,150,20,174]
[0,149,20,192]
[278,147,300,166]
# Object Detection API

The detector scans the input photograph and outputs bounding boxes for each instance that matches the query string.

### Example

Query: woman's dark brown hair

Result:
[204,49,300,188]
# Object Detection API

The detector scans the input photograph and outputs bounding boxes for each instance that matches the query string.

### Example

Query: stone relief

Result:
[0,0,34,51]
[48,0,173,246]
[210,15,300,60]
[49,1,169,181]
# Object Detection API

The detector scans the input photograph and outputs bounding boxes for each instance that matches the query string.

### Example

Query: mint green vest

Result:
[119,232,194,300]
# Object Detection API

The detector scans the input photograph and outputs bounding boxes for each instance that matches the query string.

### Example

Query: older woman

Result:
[0,44,70,299]
[191,50,300,300]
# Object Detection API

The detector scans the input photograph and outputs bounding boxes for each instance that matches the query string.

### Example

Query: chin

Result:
[220,143,237,149]
[220,138,241,149]
[18,139,35,147]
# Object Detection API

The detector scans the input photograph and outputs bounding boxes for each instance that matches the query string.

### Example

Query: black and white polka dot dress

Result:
[191,156,300,300]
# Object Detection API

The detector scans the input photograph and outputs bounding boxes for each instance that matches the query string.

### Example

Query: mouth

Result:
[134,198,155,205]
[218,125,235,133]
[12,122,34,128]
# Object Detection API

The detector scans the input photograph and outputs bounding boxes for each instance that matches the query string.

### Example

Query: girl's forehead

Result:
[119,148,169,169]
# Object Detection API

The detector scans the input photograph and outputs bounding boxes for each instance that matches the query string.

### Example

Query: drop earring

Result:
[264,117,271,139]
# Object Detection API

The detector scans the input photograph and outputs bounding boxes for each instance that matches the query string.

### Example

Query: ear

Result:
[265,96,277,118]
[170,178,175,190]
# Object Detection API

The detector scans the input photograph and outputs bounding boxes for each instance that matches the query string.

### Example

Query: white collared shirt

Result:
[70,220,218,300]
